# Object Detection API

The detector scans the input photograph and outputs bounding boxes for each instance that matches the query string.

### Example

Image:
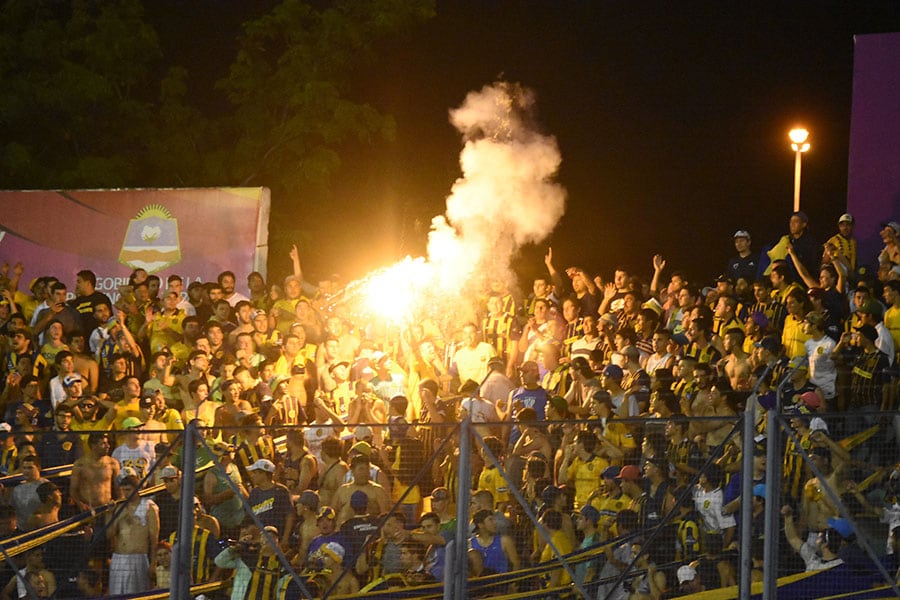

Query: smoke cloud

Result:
[428,81,566,291]
[343,81,566,330]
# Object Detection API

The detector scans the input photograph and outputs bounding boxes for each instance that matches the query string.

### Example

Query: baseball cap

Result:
[317,506,336,521]
[350,490,369,510]
[616,465,642,482]
[749,311,769,329]
[599,313,618,329]
[733,230,751,240]
[548,395,568,416]
[754,336,782,354]
[458,379,479,395]
[298,490,319,510]
[349,441,372,457]
[601,465,621,480]
[121,417,143,429]
[716,274,735,285]
[601,364,624,380]
[677,565,698,584]
[251,309,267,320]
[792,210,809,223]
[160,466,179,479]
[328,360,350,374]
[62,374,82,387]
[838,213,854,224]
[268,374,290,389]
[799,391,821,409]
[827,517,854,539]
[541,485,564,505]
[788,356,808,371]
[353,425,373,440]
[882,221,900,235]
[579,504,601,524]
[247,459,276,473]
[752,483,767,499]
[857,299,884,318]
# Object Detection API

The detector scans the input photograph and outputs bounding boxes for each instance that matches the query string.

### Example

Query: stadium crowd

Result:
[1,211,900,599]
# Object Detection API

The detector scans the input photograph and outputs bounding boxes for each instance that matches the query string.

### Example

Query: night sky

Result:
[147,1,900,289]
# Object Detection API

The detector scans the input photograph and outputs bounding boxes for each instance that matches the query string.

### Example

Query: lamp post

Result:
[789,128,810,212]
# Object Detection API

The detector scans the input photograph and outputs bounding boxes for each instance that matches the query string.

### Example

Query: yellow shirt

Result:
[540,529,574,585]
[566,455,609,509]
[477,465,510,508]
[781,314,810,359]
[827,233,857,271]
[885,306,900,358]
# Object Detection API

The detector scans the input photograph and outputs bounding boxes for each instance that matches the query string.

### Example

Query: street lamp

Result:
[789,128,810,212]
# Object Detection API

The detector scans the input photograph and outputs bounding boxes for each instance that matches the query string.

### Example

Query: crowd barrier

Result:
[2,408,900,599]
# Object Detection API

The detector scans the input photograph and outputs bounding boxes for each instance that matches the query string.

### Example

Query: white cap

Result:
[838,213,854,224]
[733,229,750,239]
[677,565,697,584]
[247,459,276,473]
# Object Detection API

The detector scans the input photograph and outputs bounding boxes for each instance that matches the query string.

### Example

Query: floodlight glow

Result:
[789,128,809,145]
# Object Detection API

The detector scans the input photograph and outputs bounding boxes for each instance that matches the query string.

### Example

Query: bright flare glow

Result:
[329,82,566,334]
[359,257,432,324]
[789,128,810,145]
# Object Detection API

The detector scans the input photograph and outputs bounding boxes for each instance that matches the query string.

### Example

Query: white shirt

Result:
[799,542,843,572]
[176,298,196,316]
[112,441,156,480]
[694,486,736,533]
[225,292,250,307]
[460,396,496,423]
[877,322,896,365]
[805,336,837,398]
[49,376,66,408]
[453,343,496,384]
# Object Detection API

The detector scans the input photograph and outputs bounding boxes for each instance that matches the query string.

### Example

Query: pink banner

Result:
[0,188,270,299]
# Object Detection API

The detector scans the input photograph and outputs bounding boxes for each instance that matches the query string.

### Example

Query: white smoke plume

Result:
[338,82,565,331]
[428,81,566,292]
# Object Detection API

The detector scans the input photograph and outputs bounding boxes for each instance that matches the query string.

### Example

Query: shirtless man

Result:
[172,350,214,408]
[801,437,847,542]
[214,380,252,431]
[69,333,100,394]
[292,491,321,568]
[107,474,159,594]
[70,432,120,511]
[26,482,61,530]
[317,438,348,510]
[333,455,390,525]
[722,329,752,391]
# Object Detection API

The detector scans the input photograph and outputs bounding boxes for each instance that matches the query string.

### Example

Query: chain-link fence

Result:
[2,401,900,599]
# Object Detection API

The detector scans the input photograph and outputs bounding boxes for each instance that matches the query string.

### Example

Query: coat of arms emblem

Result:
[118,205,181,273]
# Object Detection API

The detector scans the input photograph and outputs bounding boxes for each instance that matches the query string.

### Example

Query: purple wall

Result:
[848,32,900,272]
